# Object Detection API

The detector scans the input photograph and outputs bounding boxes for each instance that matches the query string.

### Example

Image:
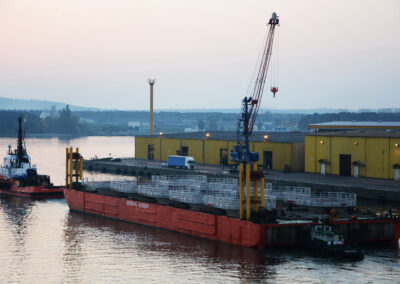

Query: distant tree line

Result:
[0,111,42,135]
[2,107,399,136]
[74,110,305,132]
[0,106,88,136]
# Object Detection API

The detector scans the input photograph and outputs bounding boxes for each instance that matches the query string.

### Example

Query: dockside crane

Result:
[230,12,279,220]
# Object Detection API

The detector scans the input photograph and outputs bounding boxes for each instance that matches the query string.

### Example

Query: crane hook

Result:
[270,87,278,98]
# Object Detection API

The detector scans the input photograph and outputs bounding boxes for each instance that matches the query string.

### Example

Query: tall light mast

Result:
[148,79,156,135]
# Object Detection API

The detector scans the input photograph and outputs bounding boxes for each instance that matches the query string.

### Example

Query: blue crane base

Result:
[230,146,259,163]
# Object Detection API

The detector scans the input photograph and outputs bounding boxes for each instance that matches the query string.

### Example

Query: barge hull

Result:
[0,186,65,199]
[64,188,400,248]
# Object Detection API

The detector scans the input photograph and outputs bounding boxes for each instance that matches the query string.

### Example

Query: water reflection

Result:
[0,197,64,283]
[62,211,277,283]
[0,196,35,243]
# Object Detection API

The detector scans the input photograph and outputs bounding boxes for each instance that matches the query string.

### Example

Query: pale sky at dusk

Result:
[0,0,399,110]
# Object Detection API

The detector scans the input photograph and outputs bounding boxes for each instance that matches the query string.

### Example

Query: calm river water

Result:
[0,137,399,283]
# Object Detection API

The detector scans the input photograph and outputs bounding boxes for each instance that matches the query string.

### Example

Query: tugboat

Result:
[0,117,64,199]
[309,224,364,260]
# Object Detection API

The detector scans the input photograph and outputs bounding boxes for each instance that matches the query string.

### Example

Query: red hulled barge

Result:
[64,185,400,249]
[64,150,400,249]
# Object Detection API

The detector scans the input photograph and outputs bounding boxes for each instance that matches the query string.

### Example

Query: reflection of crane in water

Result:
[230,12,280,220]
[63,211,268,280]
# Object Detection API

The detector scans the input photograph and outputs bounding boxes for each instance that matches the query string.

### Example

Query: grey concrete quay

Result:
[84,158,400,202]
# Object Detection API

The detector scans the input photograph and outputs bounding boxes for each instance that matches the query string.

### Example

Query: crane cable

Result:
[270,29,279,88]
[269,26,279,97]
[277,27,280,88]
[245,29,269,99]
[276,27,280,88]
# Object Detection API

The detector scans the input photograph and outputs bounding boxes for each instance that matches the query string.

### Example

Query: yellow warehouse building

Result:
[135,131,305,172]
[305,131,400,180]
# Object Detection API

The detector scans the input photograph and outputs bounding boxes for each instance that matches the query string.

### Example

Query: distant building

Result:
[141,122,150,130]
[79,118,95,124]
[263,122,273,130]
[308,121,400,132]
[184,127,199,133]
[40,105,60,119]
[128,121,141,128]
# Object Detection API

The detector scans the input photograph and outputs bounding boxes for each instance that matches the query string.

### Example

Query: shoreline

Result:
[0,133,137,139]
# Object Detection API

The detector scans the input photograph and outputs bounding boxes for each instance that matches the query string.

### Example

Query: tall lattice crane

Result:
[230,12,279,220]
[231,12,279,164]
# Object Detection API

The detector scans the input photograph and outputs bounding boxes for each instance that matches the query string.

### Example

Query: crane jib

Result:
[230,12,279,164]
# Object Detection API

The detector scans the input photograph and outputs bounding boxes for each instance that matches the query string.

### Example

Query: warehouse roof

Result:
[308,121,400,130]
[138,131,305,143]
[307,130,400,138]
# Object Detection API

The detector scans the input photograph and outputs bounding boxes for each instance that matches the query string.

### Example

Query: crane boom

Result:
[231,12,279,164]
[248,13,279,134]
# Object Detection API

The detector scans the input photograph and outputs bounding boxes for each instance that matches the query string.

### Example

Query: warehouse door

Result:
[339,154,351,176]
[148,145,155,160]
[180,146,189,156]
[263,151,273,171]
[220,148,228,166]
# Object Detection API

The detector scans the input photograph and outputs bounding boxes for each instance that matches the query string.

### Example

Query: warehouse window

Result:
[148,145,155,160]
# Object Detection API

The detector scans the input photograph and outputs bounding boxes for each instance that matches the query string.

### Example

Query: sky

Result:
[0,0,399,111]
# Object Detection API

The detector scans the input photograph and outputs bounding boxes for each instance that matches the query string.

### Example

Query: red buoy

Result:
[270,87,278,98]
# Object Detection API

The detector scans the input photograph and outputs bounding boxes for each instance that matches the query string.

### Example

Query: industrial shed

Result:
[305,131,400,180]
[135,131,305,172]
[308,121,400,132]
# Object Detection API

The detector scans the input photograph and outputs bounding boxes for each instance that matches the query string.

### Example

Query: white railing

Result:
[83,176,356,209]
[307,192,357,207]
[82,177,137,193]
[111,180,137,193]
[148,176,277,210]
[269,186,356,207]
[203,193,276,211]
[137,183,170,198]
[203,182,239,210]
[169,184,203,204]
[203,181,276,210]
[82,178,110,189]
[152,175,207,184]
[269,186,311,204]
[208,178,238,185]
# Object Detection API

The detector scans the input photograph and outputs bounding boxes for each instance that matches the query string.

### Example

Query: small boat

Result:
[309,224,364,260]
[0,117,64,199]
